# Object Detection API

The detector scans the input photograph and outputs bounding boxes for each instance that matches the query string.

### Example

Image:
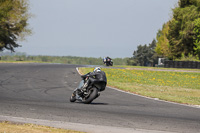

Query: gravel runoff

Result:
[0,115,176,133]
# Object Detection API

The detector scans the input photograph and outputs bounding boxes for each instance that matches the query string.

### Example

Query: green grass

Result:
[114,65,200,71]
[79,67,200,105]
[0,121,84,133]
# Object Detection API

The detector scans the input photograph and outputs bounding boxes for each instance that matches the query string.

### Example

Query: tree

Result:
[167,0,200,59]
[127,39,158,66]
[147,39,158,66]
[178,0,200,8]
[193,18,200,59]
[155,0,200,60]
[155,23,171,58]
[0,0,31,52]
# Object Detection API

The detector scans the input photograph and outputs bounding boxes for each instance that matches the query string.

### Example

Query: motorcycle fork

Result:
[83,79,89,90]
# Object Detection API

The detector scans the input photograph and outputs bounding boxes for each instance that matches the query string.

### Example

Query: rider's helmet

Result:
[93,67,101,72]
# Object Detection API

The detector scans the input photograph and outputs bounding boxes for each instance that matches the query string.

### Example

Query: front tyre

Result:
[70,93,76,102]
[83,87,98,104]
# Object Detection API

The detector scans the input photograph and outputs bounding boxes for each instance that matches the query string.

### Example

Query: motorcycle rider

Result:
[103,56,112,64]
[106,56,111,61]
[78,67,107,95]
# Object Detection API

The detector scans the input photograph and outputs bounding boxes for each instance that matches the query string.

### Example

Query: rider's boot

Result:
[75,89,83,101]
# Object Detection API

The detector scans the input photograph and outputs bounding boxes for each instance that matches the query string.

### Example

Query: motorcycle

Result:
[105,58,113,66]
[70,77,106,104]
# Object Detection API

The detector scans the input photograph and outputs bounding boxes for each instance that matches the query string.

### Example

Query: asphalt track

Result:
[0,63,200,133]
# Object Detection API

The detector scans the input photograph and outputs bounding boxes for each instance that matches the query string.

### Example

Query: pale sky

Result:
[17,0,178,58]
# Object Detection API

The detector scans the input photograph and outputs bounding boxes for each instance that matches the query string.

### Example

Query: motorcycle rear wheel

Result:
[82,87,98,104]
[110,62,113,66]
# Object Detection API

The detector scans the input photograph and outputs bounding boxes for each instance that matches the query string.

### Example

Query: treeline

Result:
[128,0,200,66]
[127,39,160,66]
[156,0,200,60]
[0,52,128,65]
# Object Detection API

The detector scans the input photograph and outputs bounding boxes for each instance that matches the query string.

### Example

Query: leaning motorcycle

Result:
[70,77,106,104]
[105,58,113,66]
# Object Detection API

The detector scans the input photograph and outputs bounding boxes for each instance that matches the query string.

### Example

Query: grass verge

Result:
[0,121,84,133]
[79,67,200,105]
[114,65,200,72]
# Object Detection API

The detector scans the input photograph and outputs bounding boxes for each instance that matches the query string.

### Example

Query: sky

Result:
[17,0,179,58]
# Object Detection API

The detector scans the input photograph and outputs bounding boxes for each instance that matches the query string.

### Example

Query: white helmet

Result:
[93,67,101,72]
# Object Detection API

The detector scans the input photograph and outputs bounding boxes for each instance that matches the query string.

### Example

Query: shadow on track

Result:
[72,102,109,105]
[90,102,109,105]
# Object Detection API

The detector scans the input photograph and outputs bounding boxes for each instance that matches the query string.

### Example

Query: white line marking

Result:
[76,67,82,75]
[107,86,200,109]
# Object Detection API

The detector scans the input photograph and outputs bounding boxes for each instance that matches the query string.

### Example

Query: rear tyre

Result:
[83,87,98,104]
[110,62,113,66]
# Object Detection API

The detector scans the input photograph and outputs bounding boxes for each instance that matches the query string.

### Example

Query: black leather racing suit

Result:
[81,71,107,91]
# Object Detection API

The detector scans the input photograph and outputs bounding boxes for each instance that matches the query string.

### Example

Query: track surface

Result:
[0,63,200,133]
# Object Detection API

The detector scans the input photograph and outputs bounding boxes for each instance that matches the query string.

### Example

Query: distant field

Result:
[79,67,200,105]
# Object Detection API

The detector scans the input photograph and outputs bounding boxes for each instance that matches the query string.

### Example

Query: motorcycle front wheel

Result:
[70,92,76,102]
